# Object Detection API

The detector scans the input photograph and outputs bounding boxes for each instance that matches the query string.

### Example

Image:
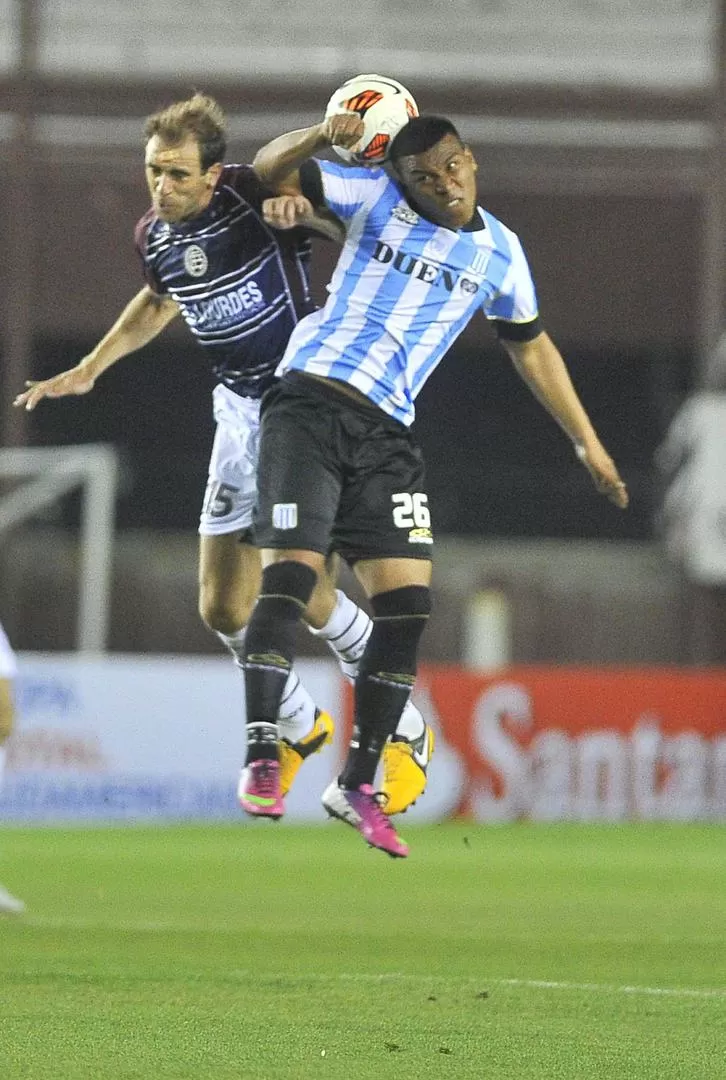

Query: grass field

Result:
[1,821,725,1079]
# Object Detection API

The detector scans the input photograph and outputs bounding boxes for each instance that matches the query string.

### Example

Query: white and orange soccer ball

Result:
[324,74,418,166]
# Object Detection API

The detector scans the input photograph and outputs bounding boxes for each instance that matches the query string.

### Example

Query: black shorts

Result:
[253,373,434,563]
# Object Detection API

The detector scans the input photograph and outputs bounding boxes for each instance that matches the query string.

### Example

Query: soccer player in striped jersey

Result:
[0,621,24,914]
[239,111,628,857]
[12,94,433,814]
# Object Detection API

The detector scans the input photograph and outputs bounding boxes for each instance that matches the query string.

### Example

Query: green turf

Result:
[1,822,724,1079]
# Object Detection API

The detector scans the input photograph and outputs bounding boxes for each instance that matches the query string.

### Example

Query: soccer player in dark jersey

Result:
[13,93,433,813]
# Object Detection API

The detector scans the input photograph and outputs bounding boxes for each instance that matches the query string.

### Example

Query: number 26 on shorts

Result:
[391,492,431,530]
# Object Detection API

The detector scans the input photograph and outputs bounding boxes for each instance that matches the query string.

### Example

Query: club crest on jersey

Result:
[468,251,491,276]
[392,204,419,226]
[184,244,208,277]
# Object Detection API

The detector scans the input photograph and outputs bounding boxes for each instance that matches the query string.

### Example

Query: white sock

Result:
[308,591,426,744]
[216,627,315,741]
[308,590,372,681]
[215,627,246,668]
[396,699,426,742]
[277,670,318,741]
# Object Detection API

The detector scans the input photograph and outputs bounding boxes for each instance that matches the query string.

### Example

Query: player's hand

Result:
[262,194,317,230]
[321,112,364,152]
[575,441,629,509]
[13,367,96,411]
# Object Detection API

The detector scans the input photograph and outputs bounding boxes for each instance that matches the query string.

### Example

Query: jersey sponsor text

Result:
[185,280,265,328]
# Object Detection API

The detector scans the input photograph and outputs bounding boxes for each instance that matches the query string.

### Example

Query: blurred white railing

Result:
[0,0,715,88]
[0,444,118,652]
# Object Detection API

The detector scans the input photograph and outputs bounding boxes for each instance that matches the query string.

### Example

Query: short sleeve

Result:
[220,164,270,214]
[300,159,387,223]
[482,220,540,336]
[134,209,165,295]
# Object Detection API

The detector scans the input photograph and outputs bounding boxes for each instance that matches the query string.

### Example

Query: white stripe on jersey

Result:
[185,293,292,345]
[146,201,256,252]
[277,162,539,426]
[171,246,279,299]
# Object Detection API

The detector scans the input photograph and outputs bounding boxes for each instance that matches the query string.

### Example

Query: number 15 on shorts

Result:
[391,492,433,545]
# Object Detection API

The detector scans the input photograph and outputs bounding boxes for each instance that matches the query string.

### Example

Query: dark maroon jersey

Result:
[135,164,315,399]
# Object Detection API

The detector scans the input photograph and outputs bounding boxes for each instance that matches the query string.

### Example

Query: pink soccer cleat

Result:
[238,759,284,819]
[322,781,409,858]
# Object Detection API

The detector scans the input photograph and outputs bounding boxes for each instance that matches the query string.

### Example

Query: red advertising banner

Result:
[346,666,726,821]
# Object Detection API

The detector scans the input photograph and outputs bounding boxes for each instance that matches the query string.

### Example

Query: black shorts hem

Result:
[342,548,434,566]
[251,534,331,556]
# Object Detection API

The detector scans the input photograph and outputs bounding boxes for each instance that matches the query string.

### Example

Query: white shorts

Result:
[0,621,17,679]
[198,384,261,536]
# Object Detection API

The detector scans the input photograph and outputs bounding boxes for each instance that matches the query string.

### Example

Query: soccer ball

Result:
[324,74,418,166]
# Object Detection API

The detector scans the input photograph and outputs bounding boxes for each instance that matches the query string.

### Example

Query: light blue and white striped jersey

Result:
[276,160,540,427]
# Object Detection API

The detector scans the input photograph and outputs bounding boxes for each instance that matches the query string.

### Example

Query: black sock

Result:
[340,671,414,788]
[245,721,280,764]
[243,561,316,765]
[339,585,430,789]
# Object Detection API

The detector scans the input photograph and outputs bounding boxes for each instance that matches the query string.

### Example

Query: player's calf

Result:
[338,585,431,791]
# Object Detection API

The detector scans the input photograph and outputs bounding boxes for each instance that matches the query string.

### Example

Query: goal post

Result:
[0,444,119,652]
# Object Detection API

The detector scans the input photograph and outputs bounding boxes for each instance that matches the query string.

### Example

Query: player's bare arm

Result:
[262,195,345,244]
[503,330,629,509]
[252,114,365,194]
[14,287,179,411]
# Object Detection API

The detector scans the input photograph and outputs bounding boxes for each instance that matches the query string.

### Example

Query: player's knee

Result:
[251,563,318,632]
[261,560,318,605]
[305,566,339,626]
[361,585,431,673]
[371,585,431,622]
[198,586,253,636]
[245,561,319,659]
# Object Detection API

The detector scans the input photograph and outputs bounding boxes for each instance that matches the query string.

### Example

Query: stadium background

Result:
[0,0,724,813]
[1,8,726,1078]
[1,0,725,667]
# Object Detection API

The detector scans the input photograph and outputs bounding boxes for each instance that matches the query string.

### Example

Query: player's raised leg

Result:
[239,553,324,817]
[197,397,334,804]
[322,557,432,858]
[199,533,334,812]
[308,588,434,815]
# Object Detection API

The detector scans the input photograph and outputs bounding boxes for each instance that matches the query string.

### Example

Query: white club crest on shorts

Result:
[273,503,298,530]
[184,244,208,277]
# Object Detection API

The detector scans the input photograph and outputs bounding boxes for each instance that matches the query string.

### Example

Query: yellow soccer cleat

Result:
[279,709,335,797]
[381,725,435,815]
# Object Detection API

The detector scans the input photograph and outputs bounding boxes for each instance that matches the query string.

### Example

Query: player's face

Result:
[144,135,221,223]
[395,135,478,230]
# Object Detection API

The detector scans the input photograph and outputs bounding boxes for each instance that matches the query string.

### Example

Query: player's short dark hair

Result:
[144,93,227,170]
[389,116,464,162]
